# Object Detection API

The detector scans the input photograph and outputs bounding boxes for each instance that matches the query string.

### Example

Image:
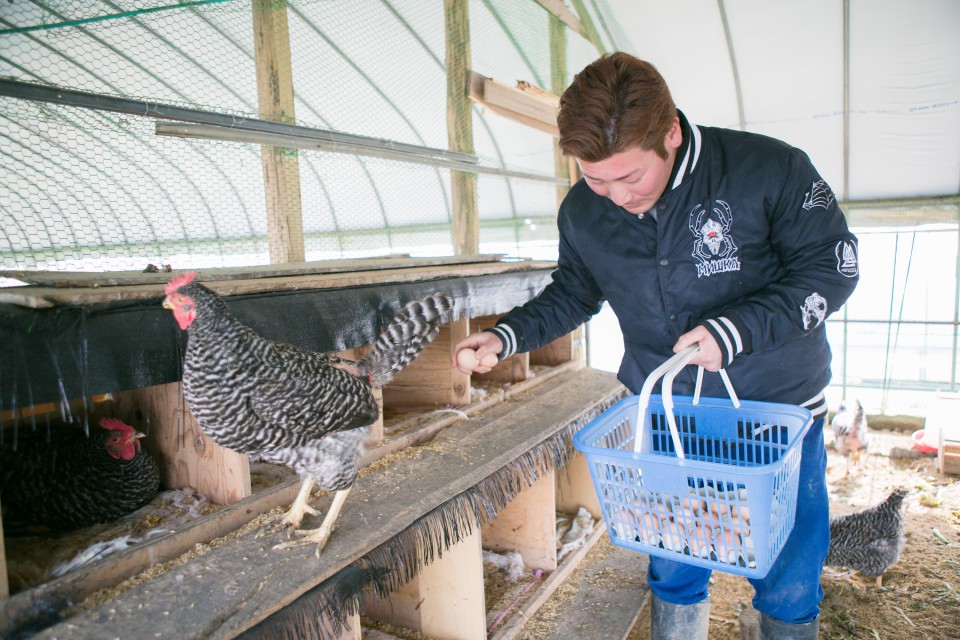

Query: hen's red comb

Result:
[165,271,197,295]
[99,417,133,432]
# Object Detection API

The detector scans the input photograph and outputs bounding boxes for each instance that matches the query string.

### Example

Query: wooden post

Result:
[481,469,558,571]
[113,384,251,505]
[252,0,305,264]
[549,13,570,207]
[363,527,486,639]
[445,0,479,256]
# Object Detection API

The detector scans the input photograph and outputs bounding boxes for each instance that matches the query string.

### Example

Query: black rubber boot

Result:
[650,594,710,640]
[759,613,820,639]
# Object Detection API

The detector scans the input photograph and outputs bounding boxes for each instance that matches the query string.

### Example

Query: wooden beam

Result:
[468,71,560,138]
[1,260,559,308]
[0,255,508,288]
[445,0,479,256]
[252,0,305,263]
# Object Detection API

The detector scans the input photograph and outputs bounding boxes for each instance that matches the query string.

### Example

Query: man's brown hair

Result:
[558,52,676,162]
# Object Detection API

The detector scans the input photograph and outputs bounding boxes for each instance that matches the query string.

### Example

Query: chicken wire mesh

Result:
[0,0,618,273]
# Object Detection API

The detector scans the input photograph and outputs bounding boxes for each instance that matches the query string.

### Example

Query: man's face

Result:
[577,118,682,216]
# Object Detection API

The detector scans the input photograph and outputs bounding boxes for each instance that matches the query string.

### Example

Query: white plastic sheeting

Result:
[603,0,960,203]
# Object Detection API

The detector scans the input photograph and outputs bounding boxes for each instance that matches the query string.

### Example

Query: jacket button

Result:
[660,258,669,266]
[669,313,677,321]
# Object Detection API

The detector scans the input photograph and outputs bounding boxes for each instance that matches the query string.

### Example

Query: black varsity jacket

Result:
[487,111,859,420]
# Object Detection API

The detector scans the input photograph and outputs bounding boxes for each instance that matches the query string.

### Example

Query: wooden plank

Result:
[364,529,486,639]
[114,384,251,505]
[252,0,305,263]
[481,470,558,572]
[31,368,624,639]
[0,255,507,288]
[446,0,479,256]
[468,71,560,137]
[0,260,558,308]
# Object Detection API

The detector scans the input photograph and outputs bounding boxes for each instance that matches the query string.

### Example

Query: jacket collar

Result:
[665,110,702,193]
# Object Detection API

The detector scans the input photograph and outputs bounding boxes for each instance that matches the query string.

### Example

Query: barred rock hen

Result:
[831,398,870,476]
[163,272,453,555]
[0,418,160,531]
[826,487,908,588]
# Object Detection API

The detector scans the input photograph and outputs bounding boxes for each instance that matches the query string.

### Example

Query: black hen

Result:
[0,418,161,531]
[825,488,908,588]
[163,272,454,555]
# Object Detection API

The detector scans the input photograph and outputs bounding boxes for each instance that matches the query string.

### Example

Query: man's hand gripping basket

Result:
[573,346,813,578]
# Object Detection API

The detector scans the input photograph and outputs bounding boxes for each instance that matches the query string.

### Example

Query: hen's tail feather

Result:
[357,292,455,388]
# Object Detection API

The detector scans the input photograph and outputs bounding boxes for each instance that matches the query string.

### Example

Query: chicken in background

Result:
[825,487,908,589]
[163,272,453,556]
[831,398,870,476]
[0,418,161,532]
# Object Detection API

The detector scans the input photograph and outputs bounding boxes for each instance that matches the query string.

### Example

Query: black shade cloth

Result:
[0,270,554,410]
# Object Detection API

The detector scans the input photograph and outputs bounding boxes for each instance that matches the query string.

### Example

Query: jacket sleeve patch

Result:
[801,292,828,330]
[835,239,859,277]
[801,179,836,211]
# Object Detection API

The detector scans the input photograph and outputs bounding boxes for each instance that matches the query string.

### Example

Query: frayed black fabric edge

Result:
[238,392,623,640]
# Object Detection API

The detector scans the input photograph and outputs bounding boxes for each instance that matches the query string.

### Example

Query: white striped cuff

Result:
[485,324,517,360]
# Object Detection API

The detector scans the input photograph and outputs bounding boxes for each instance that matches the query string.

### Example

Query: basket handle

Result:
[632,345,742,457]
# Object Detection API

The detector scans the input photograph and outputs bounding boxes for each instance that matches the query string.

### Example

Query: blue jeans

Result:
[647,420,828,624]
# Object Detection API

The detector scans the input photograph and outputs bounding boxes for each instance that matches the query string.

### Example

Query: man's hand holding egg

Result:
[456,348,499,372]
[452,331,504,374]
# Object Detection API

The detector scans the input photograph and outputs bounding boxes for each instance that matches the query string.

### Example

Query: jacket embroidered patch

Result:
[689,199,741,278]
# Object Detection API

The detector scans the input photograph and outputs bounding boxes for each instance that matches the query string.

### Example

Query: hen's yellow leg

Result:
[281,477,319,529]
[274,487,351,557]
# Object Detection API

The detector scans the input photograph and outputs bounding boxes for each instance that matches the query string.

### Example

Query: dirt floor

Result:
[626,420,960,640]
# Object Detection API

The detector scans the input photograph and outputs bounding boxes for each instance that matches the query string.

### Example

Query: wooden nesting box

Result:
[0,256,621,639]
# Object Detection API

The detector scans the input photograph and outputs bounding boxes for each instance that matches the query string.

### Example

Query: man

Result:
[452,53,859,640]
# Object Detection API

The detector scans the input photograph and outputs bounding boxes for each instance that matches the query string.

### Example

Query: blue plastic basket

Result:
[573,349,813,579]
